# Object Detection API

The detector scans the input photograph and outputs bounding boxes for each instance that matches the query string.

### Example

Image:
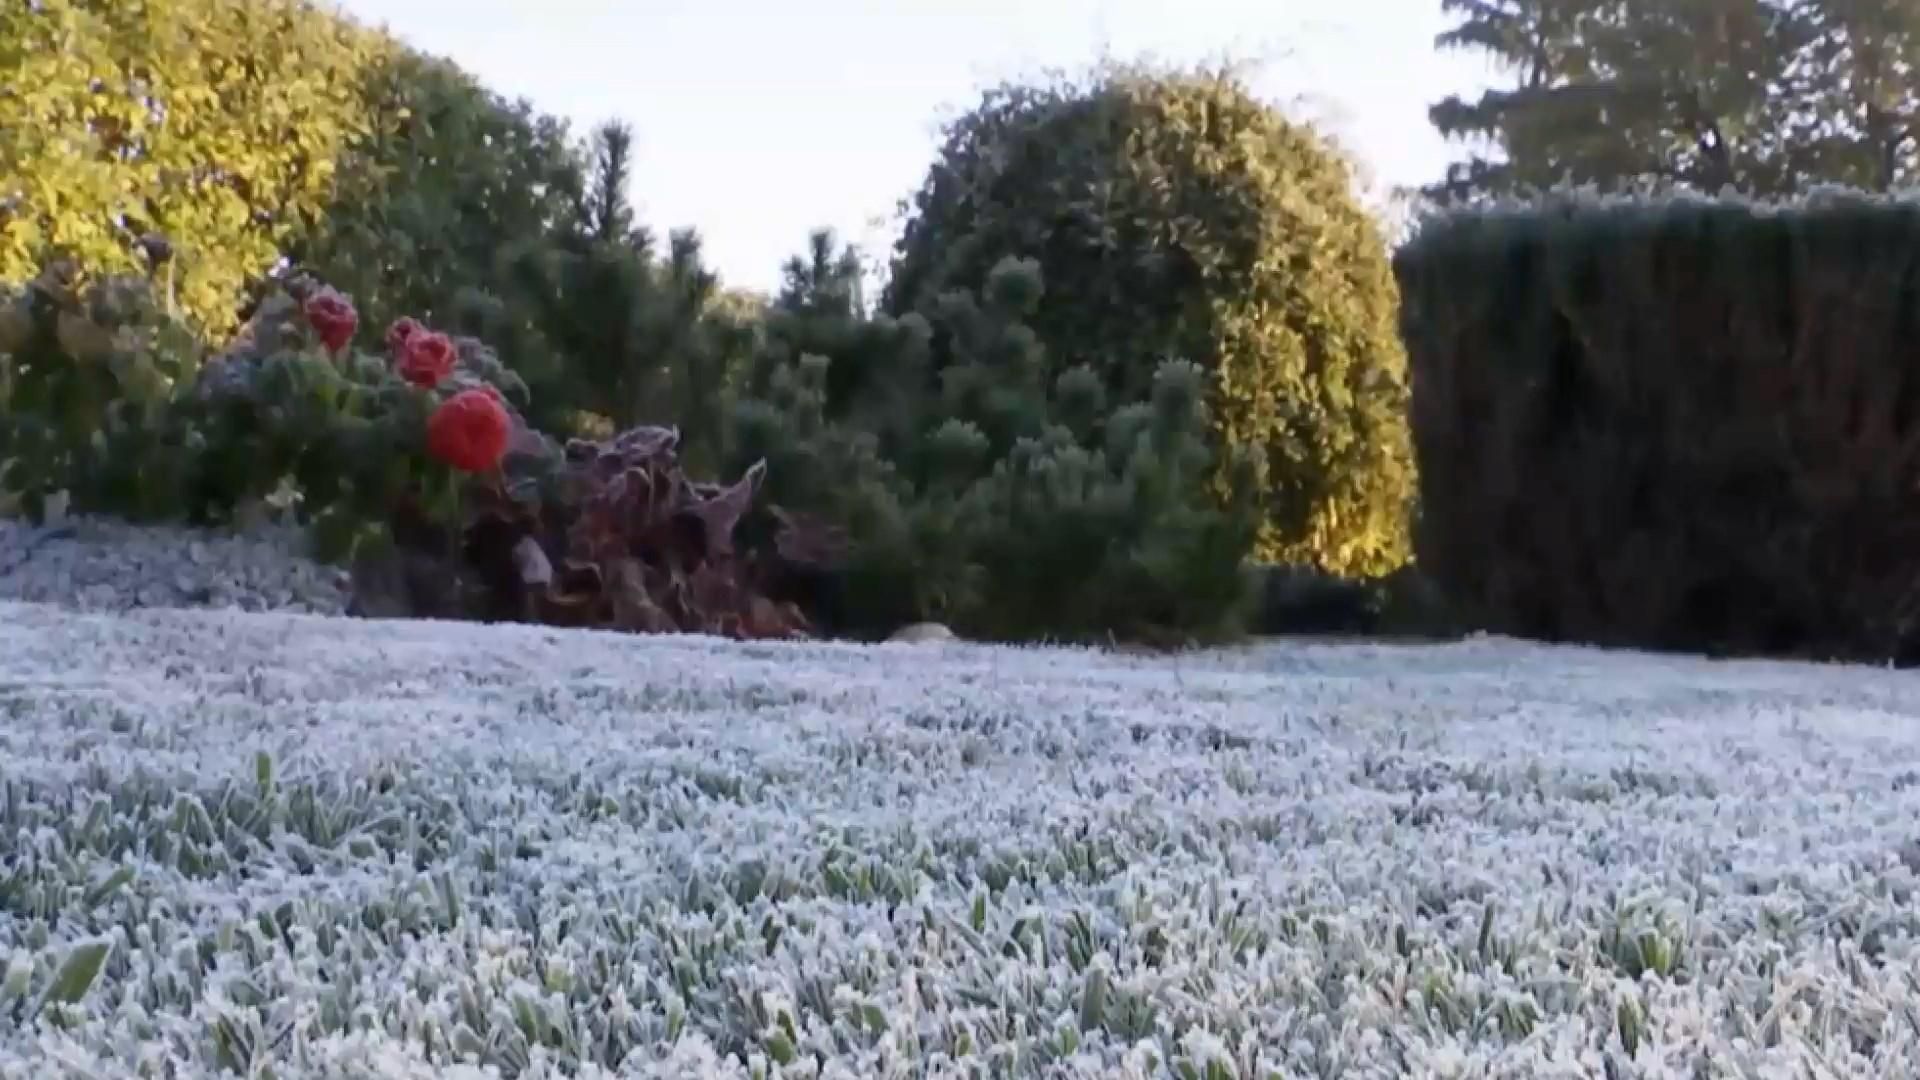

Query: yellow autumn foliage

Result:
[0,0,399,336]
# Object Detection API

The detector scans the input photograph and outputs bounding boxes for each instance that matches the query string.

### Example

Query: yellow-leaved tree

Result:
[0,0,396,336]
[886,63,1416,578]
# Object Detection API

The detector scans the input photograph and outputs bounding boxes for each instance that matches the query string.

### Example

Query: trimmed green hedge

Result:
[1395,189,1920,665]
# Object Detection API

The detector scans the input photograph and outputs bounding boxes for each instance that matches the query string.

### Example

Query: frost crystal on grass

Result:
[2,601,1920,1077]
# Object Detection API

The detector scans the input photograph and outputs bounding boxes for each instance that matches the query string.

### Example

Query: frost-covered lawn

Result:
[4,601,1920,1078]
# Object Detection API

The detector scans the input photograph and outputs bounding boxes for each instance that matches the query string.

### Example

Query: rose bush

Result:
[265,279,810,638]
[3,256,811,640]
[0,263,535,542]
[198,275,548,554]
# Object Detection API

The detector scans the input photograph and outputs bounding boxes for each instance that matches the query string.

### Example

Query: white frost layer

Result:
[2,601,1920,1078]
[0,515,350,615]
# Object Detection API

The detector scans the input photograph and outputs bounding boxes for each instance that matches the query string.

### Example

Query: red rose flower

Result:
[385,317,424,356]
[397,329,458,389]
[426,388,511,473]
[303,288,357,352]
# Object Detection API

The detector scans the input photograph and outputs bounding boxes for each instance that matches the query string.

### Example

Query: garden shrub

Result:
[468,426,809,638]
[728,237,1262,645]
[188,274,544,558]
[1395,188,1920,665]
[885,61,1414,579]
[0,259,205,522]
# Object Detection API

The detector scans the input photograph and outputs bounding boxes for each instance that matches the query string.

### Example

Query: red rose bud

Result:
[385,316,424,356]
[397,329,458,389]
[303,288,357,352]
[426,388,511,473]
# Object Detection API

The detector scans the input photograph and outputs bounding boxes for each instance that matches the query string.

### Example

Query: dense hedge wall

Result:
[1394,189,1920,665]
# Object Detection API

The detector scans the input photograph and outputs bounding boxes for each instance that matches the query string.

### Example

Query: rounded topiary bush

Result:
[884,62,1414,577]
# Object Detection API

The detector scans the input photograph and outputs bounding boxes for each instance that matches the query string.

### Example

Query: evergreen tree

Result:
[778,230,867,319]
[584,121,649,250]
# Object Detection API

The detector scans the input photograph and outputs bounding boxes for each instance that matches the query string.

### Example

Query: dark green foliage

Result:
[1395,188,1920,664]
[499,211,751,475]
[1428,0,1920,202]
[1372,563,1460,639]
[1243,564,1385,637]
[729,234,1260,644]
[274,49,585,432]
[885,62,1415,578]
[282,62,745,452]
[0,261,205,522]
[962,359,1262,643]
[1241,562,1460,639]
[493,121,753,471]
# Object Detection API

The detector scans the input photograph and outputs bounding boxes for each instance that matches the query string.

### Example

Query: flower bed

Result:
[1,266,831,640]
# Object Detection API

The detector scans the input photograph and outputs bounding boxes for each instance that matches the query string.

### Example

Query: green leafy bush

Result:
[0,259,205,522]
[728,239,1261,645]
[184,273,540,559]
[885,62,1414,578]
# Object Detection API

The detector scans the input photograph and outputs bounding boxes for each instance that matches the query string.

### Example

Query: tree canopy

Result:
[1427,0,1920,200]
[0,0,395,335]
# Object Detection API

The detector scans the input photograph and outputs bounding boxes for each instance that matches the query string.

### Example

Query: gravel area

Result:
[2,599,1920,1077]
[0,513,351,615]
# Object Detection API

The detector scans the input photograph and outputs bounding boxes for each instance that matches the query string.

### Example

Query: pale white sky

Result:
[331,0,1500,294]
